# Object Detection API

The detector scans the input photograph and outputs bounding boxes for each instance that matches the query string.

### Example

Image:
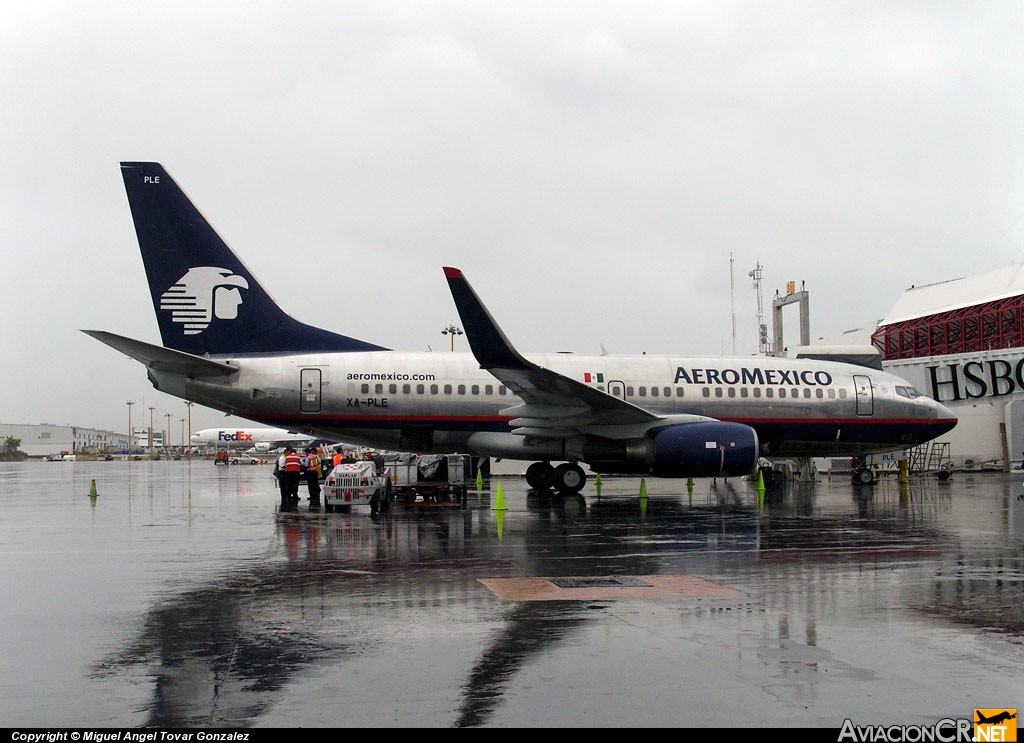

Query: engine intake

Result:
[650,421,759,477]
[587,421,759,478]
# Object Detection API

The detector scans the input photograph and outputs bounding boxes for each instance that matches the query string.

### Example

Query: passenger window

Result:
[650,387,658,397]
[403,384,410,394]
[753,388,761,398]
[471,385,479,395]
[626,387,634,396]
[485,385,493,395]
[675,387,684,397]
[740,388,748,398]
[766,388,774,398]
[828,389,836,399]
[815,389,823,398]
[839,389,847,399]
[361,384,369,394]
[389,384,397,394]
[727,388,736,397]
[430,384,438,394]
[499,386,507,395]
[664,387,671,397]
[639,387,647,397]
[458,384,466,395]
[778,388,786,399]
[417,384,424,394]
[714,388,723,398]
[375,383,383,394]
[803,389,811,398]
[444,384,452,394]
[702,388,710,398]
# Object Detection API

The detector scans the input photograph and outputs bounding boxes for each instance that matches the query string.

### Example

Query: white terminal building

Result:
[796,263,1024,472]
[867,263,1024,471]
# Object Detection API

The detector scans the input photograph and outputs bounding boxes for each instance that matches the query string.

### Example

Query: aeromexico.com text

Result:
[674,367,834,386]
[347,372,436,382]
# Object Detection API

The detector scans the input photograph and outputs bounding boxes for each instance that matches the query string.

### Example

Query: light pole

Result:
[126,401,134,456]
[442,324,463,352]
[185,401,194,461]
[148,406,155,458]
[180,418,185,456]
[164,413,172,455]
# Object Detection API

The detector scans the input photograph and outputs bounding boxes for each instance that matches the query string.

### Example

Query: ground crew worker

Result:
[282,446,303,509]
[304,446,321,509]
[276,449,290,510]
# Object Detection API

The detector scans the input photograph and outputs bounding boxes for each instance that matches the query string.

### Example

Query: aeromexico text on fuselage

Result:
[673,366,834,386]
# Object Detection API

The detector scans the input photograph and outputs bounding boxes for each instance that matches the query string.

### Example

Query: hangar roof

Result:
[879,263,1024,327]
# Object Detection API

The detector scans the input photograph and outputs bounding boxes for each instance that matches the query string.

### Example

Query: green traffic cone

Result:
[492,481,506,510]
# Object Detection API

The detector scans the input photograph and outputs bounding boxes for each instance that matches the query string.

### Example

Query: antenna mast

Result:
[749,262,771,355]
[730,253,736,354]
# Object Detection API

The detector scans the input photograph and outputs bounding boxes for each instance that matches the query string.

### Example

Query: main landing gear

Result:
[525,461,586,494]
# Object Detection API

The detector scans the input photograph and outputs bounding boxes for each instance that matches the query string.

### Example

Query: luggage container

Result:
[386,454,470,504]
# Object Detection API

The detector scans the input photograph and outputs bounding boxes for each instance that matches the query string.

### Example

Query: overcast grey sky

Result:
[3,1,1024,437]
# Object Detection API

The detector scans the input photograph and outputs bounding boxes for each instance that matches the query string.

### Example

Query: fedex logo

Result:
[218,431,254,442]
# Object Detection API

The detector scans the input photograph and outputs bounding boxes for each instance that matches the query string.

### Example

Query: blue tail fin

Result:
[120,162,387,355]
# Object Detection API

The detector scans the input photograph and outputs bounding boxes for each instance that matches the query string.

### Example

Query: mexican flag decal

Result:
[584,372,604,383]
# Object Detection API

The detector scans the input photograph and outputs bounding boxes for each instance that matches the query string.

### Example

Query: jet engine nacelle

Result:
[649,421,759,477]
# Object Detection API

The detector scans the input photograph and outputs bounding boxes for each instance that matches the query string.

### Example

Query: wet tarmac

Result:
[0,460,1022,729]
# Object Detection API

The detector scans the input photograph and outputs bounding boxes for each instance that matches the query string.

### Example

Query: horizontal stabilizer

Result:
[82,330,237,377]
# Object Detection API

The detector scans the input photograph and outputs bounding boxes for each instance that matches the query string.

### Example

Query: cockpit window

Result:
[895,386,923,400]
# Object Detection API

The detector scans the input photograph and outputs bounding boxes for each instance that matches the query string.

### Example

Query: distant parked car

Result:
[230,454,263,465]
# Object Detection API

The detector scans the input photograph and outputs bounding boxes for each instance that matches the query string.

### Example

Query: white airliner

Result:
[84,162,957,493]
[190,427,315,452]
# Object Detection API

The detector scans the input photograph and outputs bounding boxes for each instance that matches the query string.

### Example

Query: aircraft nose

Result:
[931,400,958,435]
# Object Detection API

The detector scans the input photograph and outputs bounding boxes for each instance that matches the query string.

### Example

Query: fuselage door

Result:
[853,374,873,416]
[607,380,626,400]
[300,368,322,413]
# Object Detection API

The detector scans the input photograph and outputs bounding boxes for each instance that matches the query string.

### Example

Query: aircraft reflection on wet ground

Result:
[1,461,1022,728]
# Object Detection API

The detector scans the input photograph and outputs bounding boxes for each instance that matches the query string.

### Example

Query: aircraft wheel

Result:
[554,463,586,493]
[526,462,555,490]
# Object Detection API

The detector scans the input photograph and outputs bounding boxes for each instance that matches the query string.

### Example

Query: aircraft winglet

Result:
[443,267,659,426]
[443,267,534,371]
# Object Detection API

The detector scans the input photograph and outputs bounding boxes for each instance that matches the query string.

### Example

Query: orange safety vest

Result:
[283,452,302,472]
